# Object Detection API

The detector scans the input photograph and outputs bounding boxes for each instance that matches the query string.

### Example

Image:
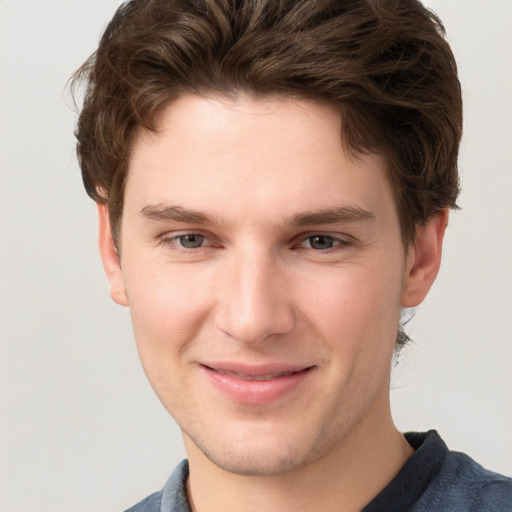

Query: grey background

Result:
[1,1,511,510]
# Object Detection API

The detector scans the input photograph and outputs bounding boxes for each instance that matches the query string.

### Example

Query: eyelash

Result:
[159,231,353,254]
[159,232,214,252]
[296,234,352,252]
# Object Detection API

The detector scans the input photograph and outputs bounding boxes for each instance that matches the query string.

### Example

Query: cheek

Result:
[124,264,213,411]
[310,264,404,402]
[123,260,214,356]
[297,261,403,352]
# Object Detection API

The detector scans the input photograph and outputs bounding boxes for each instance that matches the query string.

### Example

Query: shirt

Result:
[124,430,512,511]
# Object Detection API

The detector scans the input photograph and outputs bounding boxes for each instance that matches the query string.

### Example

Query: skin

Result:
[99,94,447,512]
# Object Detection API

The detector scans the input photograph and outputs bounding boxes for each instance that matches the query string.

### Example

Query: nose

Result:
[214,249,295,344]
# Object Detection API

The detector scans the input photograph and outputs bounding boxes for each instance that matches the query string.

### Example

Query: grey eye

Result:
[307,235,337,250]
[178,234,206,249]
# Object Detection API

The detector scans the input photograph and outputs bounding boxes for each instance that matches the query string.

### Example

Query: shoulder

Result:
[123,491,162,512]
[122,460,190,512]
[434,450,512,511]
[399,431,512,511]
[410,433,512,512]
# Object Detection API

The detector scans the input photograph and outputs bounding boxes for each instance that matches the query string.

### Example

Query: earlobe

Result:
[401,210,449,308]
[97,203,129,306]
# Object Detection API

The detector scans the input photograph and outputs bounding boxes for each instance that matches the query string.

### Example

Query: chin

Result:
[184,419,332,477]
[202,444,311,477]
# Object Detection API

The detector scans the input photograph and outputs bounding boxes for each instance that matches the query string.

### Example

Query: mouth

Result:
[206,367,306,381]
[200,363,314,405]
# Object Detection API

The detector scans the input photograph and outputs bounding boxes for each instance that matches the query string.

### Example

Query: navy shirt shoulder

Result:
[124,432,512,511]
[364,430,512,512]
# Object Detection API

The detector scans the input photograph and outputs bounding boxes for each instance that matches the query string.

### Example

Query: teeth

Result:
[216,369,295,381]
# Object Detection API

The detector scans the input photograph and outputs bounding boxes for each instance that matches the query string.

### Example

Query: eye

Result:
[158,231,221,256]
[301,234,348,250]
[176,234,207,249]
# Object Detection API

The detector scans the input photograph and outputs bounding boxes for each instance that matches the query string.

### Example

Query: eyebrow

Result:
[291,206,376,226]
[140,204,216,224]
[140,204,376,227]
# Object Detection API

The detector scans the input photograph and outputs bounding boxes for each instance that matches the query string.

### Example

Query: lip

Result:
[200,362,314,405]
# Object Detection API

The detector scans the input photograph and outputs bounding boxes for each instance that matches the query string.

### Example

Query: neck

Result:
[184,390,413,512]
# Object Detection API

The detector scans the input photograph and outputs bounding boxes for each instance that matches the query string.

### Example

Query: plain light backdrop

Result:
[1,1,511,511]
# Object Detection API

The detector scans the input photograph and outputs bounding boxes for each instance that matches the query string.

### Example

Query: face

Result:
[100,94,442,476]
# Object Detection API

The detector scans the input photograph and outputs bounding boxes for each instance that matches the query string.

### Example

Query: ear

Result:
[97,203,129,306]
[401,210,449,308]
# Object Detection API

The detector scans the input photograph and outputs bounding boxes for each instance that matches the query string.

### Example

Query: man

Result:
[72,0,512,510]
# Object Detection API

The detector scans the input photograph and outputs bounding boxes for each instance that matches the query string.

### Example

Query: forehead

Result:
[142,93,347,162]
[125,94,395,227]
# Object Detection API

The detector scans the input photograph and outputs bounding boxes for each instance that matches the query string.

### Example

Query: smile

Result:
[211,368,301,381]
[200,363,314,405]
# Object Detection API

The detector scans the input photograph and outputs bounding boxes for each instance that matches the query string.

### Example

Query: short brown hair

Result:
[73,0,462,245]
